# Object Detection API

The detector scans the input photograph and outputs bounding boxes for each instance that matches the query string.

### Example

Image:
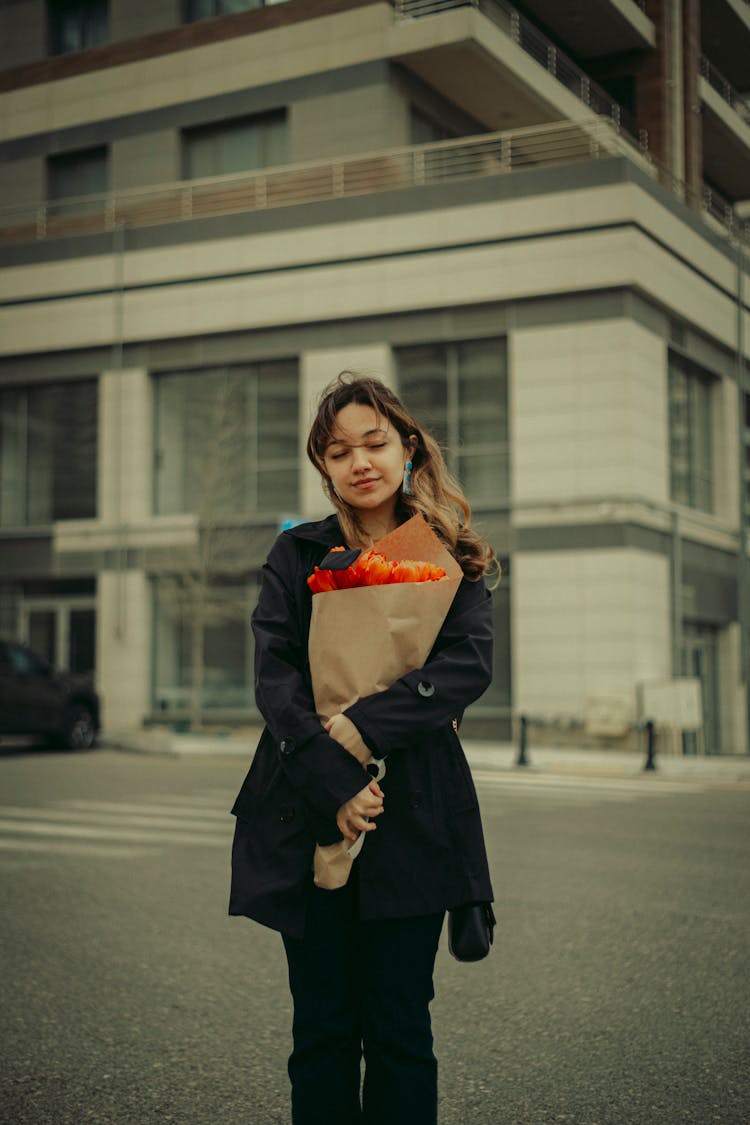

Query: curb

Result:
[100,732,750,785]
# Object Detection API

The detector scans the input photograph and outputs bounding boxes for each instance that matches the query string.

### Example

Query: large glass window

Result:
[395,338,509,504]
[47,146,108,202]
[154,361,299,517]
[183,0,288,20]
[47,0,108,55]
[153,575,256,714]
[744,390,750,522]
[0,381,98,527]
[410,107,456,146]
[668,353,714,512]
[182,111,287,179]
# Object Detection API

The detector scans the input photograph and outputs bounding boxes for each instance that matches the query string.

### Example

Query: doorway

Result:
[681,623,720,755]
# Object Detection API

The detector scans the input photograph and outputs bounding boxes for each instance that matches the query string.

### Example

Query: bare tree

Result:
[158,370,251,730]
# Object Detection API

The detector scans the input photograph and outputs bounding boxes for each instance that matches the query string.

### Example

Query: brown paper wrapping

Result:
[309,515,462,889]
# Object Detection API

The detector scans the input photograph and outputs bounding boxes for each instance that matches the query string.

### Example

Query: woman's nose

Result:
[351,447,372,471]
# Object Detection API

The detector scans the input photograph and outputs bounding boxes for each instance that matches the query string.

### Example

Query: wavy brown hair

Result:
[306,372,498,583]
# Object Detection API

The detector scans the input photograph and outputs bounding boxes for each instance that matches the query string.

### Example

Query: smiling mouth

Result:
[353,478,379,487]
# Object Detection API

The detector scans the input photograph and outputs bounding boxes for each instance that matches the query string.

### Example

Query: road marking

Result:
[0,817,230,844]
[0,806,230,831]
[0,792,236,863]
[0,837,156,858]
[472,770,706,798]
[55,799,229,818]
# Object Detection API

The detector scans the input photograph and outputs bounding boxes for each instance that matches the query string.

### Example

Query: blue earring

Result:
[403,460,413,496]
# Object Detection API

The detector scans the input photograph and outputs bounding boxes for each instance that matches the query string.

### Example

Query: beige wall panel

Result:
[0,223,745,366]
[0,5,394,141]
[1,180,744,345]
[98,368,152,525]
[97,569,151,730]
[292,82,409,163]
[512,318,668,506]
[718,624,748,755]
[513,547,671,721]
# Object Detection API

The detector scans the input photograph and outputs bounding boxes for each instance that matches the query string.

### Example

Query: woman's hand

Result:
[336,780,385,842]
[325,713,371,766]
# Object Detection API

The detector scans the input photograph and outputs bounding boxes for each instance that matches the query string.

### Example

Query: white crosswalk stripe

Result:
[472,769,705,802]
[0,792,235,865]
[0,774,703,868]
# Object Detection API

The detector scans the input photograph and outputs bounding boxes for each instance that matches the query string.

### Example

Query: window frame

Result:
[46,145,109,204]
[152,360,300,519]
[180,110,288,181]
[182,0,288,25]
[394,336,509,506]
[0,379,99,528]
[47,0,108,56]
[668,352,715,514]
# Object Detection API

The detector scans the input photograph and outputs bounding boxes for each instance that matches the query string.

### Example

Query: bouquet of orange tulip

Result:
[307,514,463,888]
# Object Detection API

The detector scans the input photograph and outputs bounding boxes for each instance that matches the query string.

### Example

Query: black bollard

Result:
[516,714,530,767]
[643,719,656,771]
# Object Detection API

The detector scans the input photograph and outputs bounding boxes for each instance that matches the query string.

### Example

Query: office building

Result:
[0,0,748,750]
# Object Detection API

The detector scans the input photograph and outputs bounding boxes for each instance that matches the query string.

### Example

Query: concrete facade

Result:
[0,0,747,751]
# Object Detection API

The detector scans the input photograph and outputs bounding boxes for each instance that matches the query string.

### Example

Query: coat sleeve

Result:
[343,576,494,758]
[252,533,369,822]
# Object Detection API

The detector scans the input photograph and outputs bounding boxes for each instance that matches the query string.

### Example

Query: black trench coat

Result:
[229,514,495,940]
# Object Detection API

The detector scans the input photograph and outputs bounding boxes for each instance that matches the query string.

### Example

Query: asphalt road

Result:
[0,747,748,1125]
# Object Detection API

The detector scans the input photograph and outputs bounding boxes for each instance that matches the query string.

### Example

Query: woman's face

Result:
[323,402,413,524]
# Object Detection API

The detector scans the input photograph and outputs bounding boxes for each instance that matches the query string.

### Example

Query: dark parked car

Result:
[0,640,101,750]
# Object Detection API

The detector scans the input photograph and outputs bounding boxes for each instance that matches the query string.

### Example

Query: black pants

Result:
[282,871,444,1125]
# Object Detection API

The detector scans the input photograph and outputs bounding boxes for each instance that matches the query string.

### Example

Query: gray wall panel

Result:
[110,0,182,41]
[111,129,181,192]
[0,0,46,70]
[0,154,45,211]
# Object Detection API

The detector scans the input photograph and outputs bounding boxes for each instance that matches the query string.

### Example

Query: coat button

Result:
[279,806,295,824]
[417,680,435,698]
[279,738,296,757]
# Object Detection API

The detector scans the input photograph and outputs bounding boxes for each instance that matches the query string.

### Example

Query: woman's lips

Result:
[353,478,379,489]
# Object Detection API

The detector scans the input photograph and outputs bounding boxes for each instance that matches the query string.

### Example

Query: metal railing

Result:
[0,120,639,245]
[0,126,745,250]
[700,54,750,126]
[395,0,641,143]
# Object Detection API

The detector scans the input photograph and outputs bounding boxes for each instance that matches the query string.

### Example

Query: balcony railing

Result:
[0,121,643,246]
[701,54,750,126]
[394,0,642,144]
[0,121,746,249]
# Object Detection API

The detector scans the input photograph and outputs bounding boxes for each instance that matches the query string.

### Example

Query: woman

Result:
[230,373,497,1124]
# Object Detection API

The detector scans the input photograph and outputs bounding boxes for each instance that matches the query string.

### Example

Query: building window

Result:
[0,381,98,527]
[154,361,299,518]
[395,338,509,504]
[744,390,750,521]
[410,107,456,146]
[668,353,714,512]
[47,146,108,202]
[183,1,288,24]
[48,0,108,55]
[182,112,287,179]
[153,575,256,714]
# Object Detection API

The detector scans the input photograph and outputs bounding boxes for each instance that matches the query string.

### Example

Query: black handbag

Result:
[447,902,496,963]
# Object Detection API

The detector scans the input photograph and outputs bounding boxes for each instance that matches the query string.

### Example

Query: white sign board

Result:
[637,679,703,731]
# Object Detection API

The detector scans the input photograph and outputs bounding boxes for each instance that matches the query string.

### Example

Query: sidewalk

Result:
[101,728,750,785]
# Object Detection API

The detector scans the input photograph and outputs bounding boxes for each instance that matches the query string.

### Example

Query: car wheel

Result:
[61,706,97,751]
